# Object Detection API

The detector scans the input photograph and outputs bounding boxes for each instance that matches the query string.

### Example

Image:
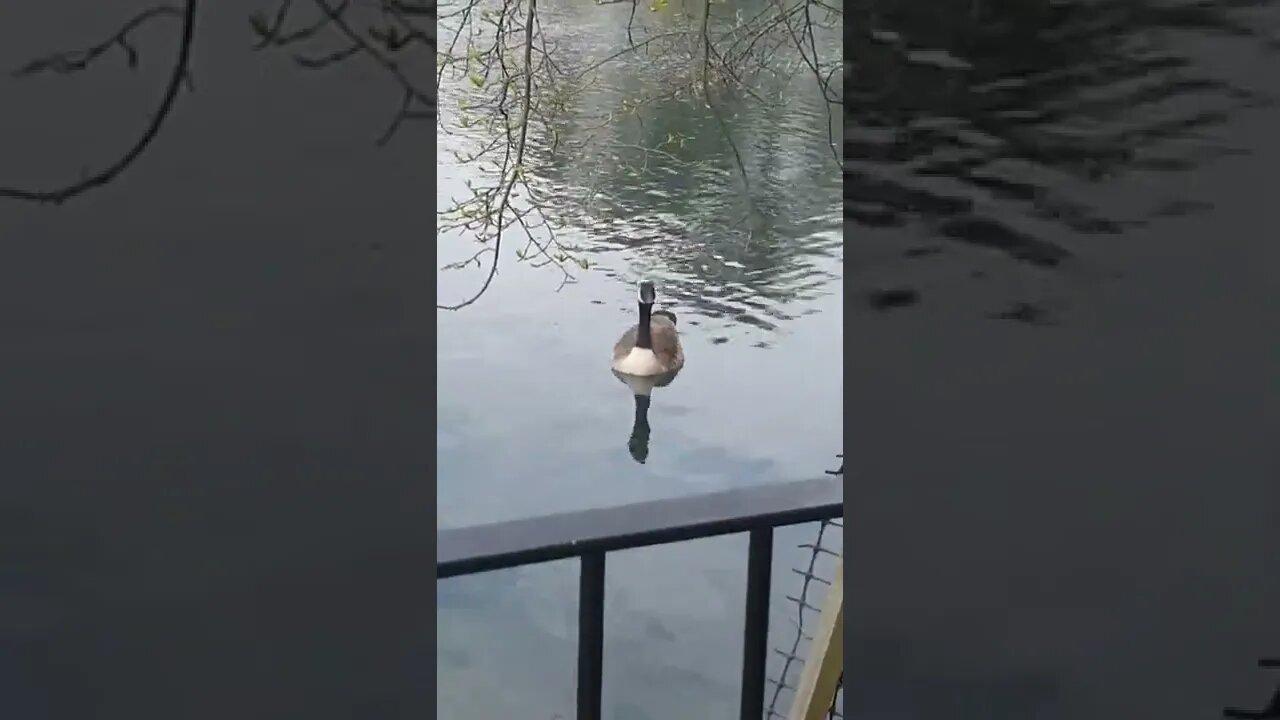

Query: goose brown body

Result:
[611,312,684,377]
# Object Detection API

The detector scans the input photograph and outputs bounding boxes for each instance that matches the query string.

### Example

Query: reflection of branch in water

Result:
[250,0,436,146]
[700,0,754,223]
[699,0,838,238]
[764,0,843,161]
[0,1,197,205]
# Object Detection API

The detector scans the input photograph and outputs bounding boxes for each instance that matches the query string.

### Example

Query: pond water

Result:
[436,0,843,717]
[848,2,1280,719]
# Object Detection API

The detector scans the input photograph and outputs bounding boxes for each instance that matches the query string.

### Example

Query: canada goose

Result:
[611,280,684,463]
[611,280,684,377]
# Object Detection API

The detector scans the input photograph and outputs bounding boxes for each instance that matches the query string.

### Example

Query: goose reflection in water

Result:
[611,366,682,464]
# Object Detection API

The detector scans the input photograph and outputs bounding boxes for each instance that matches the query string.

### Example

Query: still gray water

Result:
[436,0,843,717]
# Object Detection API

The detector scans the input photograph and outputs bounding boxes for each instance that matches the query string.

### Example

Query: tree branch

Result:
[10,5,184,77]
[438,0,539,310]
[0,0,198,205]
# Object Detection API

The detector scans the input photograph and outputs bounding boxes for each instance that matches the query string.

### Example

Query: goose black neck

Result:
[635,302,654,349]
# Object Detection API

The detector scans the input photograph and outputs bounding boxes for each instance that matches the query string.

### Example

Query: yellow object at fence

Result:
[786,556,843,720]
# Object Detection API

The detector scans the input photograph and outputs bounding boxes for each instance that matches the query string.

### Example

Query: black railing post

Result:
[577,551,606,720]
[740,527,773,720]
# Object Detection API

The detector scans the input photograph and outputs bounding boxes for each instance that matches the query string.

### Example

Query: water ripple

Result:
[847,0,1279,300]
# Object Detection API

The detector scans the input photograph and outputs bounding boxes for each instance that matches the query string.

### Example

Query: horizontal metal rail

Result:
[438,477,843,578]
[437,476,844,720]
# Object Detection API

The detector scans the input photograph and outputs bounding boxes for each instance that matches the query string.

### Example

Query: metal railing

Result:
[437,476,844,720]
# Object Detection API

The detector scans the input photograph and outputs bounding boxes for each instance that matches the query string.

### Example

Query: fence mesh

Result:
[765,517,844,720]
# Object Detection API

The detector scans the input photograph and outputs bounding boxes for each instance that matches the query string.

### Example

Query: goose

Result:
[611,280,684,377]
[611,280,684,463]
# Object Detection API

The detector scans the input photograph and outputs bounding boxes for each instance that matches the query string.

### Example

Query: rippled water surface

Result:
[848,2,1280,719]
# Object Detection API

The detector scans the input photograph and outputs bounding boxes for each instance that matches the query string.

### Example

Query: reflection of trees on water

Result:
[514,5,842,331]
[847,0,1277,283]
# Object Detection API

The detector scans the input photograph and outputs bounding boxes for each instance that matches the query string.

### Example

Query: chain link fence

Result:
[766,517,844,720]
